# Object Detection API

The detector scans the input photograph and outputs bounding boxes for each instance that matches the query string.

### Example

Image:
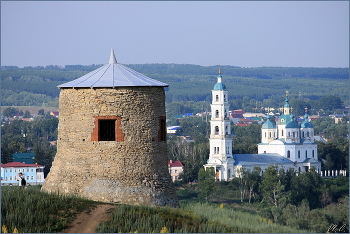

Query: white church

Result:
[204,69,321,180]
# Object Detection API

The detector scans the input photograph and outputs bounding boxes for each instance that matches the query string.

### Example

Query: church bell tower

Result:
[204,68,234,181]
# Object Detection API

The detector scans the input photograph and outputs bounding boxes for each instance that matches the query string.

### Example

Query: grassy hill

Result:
[1,185,311,233]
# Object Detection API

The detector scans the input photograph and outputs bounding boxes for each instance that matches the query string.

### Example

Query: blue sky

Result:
[1,1,349,68]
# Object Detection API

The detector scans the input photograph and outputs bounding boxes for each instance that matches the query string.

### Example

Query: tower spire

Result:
[217,64,222,83]
[109,48,117,64]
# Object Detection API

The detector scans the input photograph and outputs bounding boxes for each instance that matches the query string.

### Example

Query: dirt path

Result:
[62,204,116,233]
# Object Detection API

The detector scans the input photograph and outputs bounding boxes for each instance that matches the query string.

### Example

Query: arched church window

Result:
[216,95,219,101]
[217,147,219,154]
[287,150,290,158]
[298,150,300,158]
[225,126,228,135]
[265,132,266,138]
[305,150,308,158]
[269,132,271,138]
[215,110,219,118]
[293,132,295,138]
[312,150,315,158]
[288,132,290,137]
[215,126,219,135]
[281,130,284,136]
[302,131,305,138]
[224,95,226,102]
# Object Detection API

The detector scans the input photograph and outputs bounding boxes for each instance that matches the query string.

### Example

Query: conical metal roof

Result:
[58,49,168,88]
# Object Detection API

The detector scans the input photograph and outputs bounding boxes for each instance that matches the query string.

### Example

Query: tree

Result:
[2,107,18,117]
[260,166,285,207]
[246,167,262,203]
[198,167,216,200]
[290,168,322,209]
[38,109,45,115]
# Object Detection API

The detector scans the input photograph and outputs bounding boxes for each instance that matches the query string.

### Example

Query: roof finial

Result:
[218,64,221,75]
[109,48,117,64]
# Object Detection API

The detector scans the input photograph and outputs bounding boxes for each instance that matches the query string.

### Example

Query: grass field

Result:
[1,185,313,233]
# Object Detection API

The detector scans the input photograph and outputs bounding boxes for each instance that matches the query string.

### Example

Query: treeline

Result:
[1,64,348,107]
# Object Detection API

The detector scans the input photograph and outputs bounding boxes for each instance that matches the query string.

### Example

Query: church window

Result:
[92,116,124,142]
[305,150,308,158]
[293,132,295,137]
[224,95,226,102]
[298,150,300,158]
[281,130,284,136]
[216,95,219,101]
[298,167,301,173]
[217,147,219,154]
[302,132,305,138]
[312,150,315,158]
[215,126,219,135]
[215,110,219,118]
[288,132,290,137]
[269,132,271,138]
[265,132,266,138]
[287,150,290,158]
[306,132,309,137]
[225,126,228,135]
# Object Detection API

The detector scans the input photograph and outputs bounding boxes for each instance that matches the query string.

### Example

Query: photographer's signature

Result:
[327,223,348,233]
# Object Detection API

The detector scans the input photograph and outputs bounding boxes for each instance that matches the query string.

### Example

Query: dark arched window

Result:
[215,126,219,135]
[287,150,290,158]
[216,95,219,101]
[312,150,314,158]
[298,150,300,158]
[215,110,219,118]
[305,150,308,158]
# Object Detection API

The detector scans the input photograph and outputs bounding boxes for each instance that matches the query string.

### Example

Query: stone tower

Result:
[42,49,179,207]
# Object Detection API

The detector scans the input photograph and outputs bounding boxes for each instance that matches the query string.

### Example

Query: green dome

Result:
[262,115,276,129]
[301,113,313,128]
[213,82,227,90]
[286,115,299,128]
[277,114,292,125]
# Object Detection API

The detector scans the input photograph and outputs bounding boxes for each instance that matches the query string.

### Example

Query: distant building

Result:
[12,153,36,164]
[204,70,322,181]
[168,160,184,181]
[1,162,45,185]
[50,111,59,118]
[167,126,180,134]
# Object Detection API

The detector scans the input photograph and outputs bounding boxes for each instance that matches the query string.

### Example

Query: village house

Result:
[1,162,45,186]
[168,160,184,182]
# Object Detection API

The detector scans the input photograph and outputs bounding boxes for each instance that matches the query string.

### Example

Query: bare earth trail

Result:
[62,204,116,233]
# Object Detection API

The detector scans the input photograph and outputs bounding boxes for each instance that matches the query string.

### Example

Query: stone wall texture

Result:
[42,87,179,207]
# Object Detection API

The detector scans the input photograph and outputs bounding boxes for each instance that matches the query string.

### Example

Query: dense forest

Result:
[1,64,348,108]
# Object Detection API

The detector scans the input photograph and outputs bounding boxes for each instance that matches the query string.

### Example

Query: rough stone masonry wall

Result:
[42,87,179,207]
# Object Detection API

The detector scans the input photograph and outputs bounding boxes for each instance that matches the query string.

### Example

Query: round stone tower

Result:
[42,49,179,207]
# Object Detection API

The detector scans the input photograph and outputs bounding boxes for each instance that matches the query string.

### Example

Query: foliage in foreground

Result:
[1,186,98,233]
[95,202,309,233]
